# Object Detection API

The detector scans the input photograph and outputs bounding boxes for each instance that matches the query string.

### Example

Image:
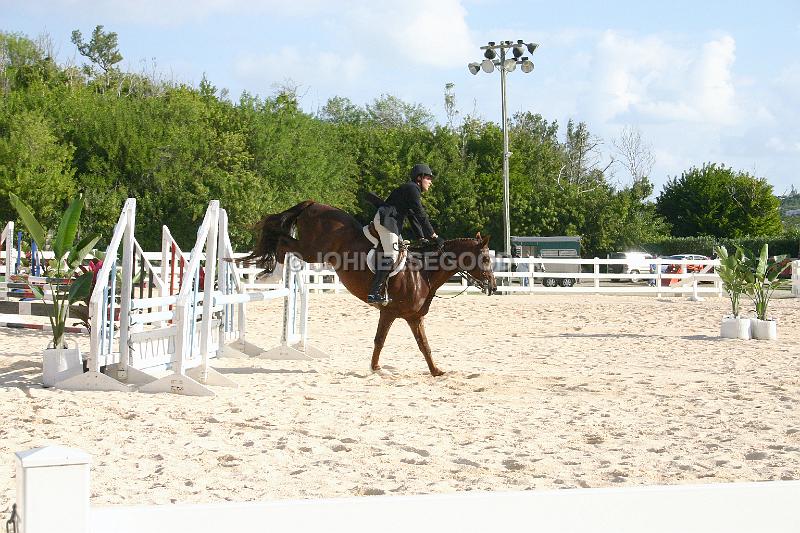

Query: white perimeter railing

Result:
[11,445,800,533]
[793,259,800,297]
[491,256,723,295]
[277,256,727,296]
[225,256,800,298]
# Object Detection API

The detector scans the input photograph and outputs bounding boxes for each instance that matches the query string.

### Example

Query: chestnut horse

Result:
[246,200,497,376]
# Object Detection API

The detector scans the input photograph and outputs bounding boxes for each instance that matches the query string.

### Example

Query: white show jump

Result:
[56,198,326,396]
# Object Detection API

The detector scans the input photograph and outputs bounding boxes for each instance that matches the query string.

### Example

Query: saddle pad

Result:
[366,248,406,277]
[363,225,405,277]
[363,224,379,246]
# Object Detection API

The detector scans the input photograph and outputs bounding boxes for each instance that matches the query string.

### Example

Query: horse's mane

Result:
[441,237,482,251]
[444,238,480,243]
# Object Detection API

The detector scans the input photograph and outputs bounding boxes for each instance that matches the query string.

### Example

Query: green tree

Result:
[0,32,59,92]
[239,91,357,218]
[779,186,800,231]
[656,163,782,238]
[6,26,772,260]
[366,94,434,129]
[0,110,75,226]
[70,25,123,76]
[318,96,366,125]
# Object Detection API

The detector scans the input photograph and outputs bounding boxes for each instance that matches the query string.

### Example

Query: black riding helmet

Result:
[409,163,435,180]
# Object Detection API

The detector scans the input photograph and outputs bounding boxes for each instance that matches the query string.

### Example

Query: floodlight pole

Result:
[499,46,511,257]
[469,40,537,258]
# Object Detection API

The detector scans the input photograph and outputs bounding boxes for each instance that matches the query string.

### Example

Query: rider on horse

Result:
[368,163,444,306]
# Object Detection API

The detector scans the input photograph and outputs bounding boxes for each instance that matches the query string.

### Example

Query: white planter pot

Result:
[720,316,751,340]
[750,318,777,341]
[42,342,83,387]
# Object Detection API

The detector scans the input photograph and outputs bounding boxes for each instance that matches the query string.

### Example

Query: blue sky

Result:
[4,0,799,196]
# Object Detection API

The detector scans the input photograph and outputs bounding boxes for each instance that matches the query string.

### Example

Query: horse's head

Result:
[458,232,497,296]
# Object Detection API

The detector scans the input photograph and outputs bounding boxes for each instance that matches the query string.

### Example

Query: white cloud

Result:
[19,0,330,25]
[765,137,800,153]
[590,31,681,121]
[234,47,366,94]
[690,35,737,124]
[228,0,473,105]
[21,0,474,59]
[344,0,474,68]
[585,31,740,127]
[773,63,800,98]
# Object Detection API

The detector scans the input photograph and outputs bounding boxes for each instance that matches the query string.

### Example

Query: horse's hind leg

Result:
[406,317,443,377]
[371,311,395,372]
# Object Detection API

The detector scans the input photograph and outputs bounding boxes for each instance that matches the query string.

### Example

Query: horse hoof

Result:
[430,368,445,377]
[372,366,393,377]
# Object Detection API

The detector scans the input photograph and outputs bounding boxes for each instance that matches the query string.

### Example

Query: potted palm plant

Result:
[742,244,789,341]
[715,245,751,339]
[9,193,100,386]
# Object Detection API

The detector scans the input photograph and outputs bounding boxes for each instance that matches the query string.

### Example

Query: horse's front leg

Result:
[371,311,395,372]
[406,317,443,377]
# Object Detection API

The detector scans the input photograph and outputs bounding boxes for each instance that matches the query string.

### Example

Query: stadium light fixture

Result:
[520,58,534,73]
[466,40,539,257]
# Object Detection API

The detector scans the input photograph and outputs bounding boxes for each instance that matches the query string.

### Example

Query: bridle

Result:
[459,268,493,294]
[435,249,496,298]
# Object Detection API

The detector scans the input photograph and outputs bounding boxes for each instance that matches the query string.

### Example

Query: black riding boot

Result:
[367,262,392,306]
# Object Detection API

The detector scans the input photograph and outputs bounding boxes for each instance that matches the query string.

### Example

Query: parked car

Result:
[534,262,578,287]
[662,254,711,273]
[660,254,711,286]
[608,251,655,281]
[770,257,794,279]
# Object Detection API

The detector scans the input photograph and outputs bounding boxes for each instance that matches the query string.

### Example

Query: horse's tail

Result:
[244,200,315,273]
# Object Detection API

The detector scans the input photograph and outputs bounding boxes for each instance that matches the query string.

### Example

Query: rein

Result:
[397,241,495,299]
[434,270,489,299]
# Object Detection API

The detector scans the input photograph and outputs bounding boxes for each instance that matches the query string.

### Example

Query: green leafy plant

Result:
[715,245,748,317]
[741,244,790,321]
[9,193,101,349]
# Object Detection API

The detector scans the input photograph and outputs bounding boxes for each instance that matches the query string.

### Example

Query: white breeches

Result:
[372,212,400,265]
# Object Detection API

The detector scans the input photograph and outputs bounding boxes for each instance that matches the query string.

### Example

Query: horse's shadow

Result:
[0,359,41,389]
[0,329,87,389]
[217,367,318,375]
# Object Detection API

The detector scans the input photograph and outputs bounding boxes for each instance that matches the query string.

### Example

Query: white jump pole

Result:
[139,201,221,396]
[687,274,704,302]
[295,259,327,358]
[257,250,328,360]
[57,200,135,393]
[216,212,326,361]
[217,209,260,357]
[112,202,159,386]
[2,221,13,277]
[184,204,237,389]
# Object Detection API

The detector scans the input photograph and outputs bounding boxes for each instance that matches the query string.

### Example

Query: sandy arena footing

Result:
[1,293,799,509]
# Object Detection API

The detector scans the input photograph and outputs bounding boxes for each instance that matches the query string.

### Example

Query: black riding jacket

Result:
[378,181,435,240]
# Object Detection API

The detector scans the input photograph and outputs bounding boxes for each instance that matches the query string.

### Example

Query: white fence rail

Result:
[492,256,723,295]
[283,256,727,296]
[11,445,800,533]
[793,260,800,297]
